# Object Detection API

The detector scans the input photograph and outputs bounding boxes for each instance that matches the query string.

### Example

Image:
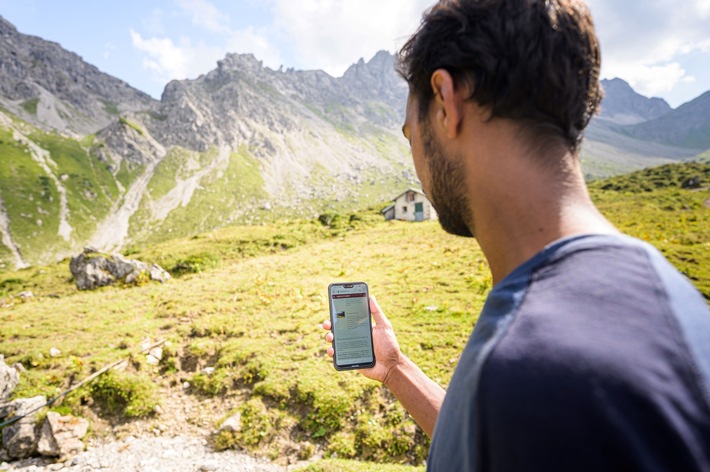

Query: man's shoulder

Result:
[491,233,708,375]
[468,234,710,471]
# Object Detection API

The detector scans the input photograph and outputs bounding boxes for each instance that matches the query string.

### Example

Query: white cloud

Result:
[130,29,222,84]
[175,0,230,33]
[270,0,433,77]
[606,61,688,97]
[589,0,710,99]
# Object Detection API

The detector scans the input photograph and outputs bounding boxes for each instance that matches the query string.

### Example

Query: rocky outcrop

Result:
[0,15,156,135]
[69,248,171,290]
[0,396,46,460]
[146,51,408,152]
[37,412,89,459]
[0,355,19,403]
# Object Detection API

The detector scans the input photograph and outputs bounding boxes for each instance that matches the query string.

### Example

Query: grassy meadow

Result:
[0,162,708,469]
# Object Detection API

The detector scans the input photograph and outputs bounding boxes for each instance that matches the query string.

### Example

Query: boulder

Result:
[0,396,46,460]
[37,412,89,459]
[0,355,19,403]
[69,248,171,290]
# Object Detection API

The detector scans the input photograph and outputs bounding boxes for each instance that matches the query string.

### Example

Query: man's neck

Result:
[465,141,618,285]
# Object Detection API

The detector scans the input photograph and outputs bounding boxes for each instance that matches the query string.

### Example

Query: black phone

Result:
[328,282,376,371]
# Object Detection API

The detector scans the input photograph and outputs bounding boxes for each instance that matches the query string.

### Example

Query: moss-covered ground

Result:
[0,162,708,469]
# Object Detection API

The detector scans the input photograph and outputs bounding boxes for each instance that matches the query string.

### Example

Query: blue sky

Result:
[1,0,708,108]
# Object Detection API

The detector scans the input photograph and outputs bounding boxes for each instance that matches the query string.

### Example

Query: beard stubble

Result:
[420,123,475,238]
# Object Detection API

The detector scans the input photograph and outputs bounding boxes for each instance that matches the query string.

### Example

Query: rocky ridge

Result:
[0,16,156,135]
[598,78,672,125]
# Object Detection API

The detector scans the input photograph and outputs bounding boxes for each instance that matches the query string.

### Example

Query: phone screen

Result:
[328,282,375,370]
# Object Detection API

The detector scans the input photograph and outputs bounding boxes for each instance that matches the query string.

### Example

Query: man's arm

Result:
[323,296,445,438]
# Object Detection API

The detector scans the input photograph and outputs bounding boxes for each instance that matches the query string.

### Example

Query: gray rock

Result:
[0,396,47,459]
[0,16,157,136]
[2,421,39,459]
[69,248,170,290]
[0,395,46,421]
[218,413,241,433]
[1,396,46,460]
[37,412,89,460]
[0,355,19,403]
[149,264,171,284]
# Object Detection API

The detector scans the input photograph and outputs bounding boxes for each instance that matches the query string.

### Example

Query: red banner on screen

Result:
[332,293,367,299]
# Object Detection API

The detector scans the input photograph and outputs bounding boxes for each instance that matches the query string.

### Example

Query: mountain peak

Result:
[217,52,263,72]
[599,78,671,125]
[0,15,18,37]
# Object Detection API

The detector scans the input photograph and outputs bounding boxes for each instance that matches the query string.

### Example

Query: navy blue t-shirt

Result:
[428,234,710,471]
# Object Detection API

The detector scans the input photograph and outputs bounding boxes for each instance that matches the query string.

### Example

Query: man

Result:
[323,0,710,470]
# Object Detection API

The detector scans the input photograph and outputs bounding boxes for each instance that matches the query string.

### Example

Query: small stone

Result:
[201,367,215,375]
[218,413,241,433]
[146,355,160,366]
[49,347,62,357]
[198,461,218,471]
[18,291,34,300]
[148,347,163,361]
[182,382,190,390]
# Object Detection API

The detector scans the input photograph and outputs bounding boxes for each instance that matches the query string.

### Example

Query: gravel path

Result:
[1,436,291,472]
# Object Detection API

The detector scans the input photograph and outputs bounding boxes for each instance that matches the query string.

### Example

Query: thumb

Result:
[369,295,391,328]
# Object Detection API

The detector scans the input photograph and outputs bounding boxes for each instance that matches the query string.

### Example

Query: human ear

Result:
[430,69,464,140]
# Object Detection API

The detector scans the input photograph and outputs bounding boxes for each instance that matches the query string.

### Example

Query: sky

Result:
[0,0,708,108]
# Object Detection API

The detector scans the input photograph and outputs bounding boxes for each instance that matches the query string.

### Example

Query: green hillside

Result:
[0,163,708,469]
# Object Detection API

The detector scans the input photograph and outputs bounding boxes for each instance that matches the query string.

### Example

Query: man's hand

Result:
[322,295,403,385]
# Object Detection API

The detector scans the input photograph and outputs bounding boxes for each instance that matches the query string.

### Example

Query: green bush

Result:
[88,370,159,418]
[170,252,220,276]
[318,213,341,227]
[190,369,234,396]
[0,277,25,295]
[235,397,274,448]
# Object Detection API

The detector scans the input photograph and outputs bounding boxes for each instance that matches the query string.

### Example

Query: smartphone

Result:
[328,282,376,371]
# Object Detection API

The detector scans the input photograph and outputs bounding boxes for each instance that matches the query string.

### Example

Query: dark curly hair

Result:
[397,0,602,152]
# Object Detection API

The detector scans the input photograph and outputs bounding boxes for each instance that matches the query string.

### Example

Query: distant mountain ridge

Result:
[625,91,710,149]
[0,16,708,270]
[598,78,671,125]
[0,15,156,135]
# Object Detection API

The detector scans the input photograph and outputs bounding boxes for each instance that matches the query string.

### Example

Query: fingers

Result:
[369,295,391,328]
[327,347,334,358]
[325,332,333,343]
[322,319,332,330]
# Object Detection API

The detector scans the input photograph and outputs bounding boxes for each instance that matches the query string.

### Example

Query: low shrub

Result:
[88,370,159,418]
[170,252,220,276]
